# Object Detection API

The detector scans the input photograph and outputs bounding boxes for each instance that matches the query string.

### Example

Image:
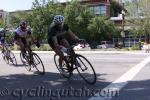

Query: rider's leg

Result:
[16,38,26,57]
[15,38,26,62]
[48,38,65,68]
[24,39,33,64]
[59,39,74,71]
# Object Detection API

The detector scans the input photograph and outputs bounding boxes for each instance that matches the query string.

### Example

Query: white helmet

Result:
[0,28,4,33]
[53,15,64,24]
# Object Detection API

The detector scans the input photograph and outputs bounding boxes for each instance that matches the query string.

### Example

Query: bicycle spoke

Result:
[76,54,96,85]
[76,57,88,71]
[32,53,45,75]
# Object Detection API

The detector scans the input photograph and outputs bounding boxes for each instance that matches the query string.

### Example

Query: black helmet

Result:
[20,20,27,31]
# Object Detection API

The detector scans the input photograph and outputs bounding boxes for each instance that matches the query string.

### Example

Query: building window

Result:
[89,5,107,15]
[100,6,107,15]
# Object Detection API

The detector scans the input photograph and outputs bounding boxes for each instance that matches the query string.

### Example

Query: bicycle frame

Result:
[64,45,83,71]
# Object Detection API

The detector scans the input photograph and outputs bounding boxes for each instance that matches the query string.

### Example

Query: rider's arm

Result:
[52,36,59,48]
[68,30,80,42]
[48,25,60,48]
[64,24,79,42]
[14,32,19,41]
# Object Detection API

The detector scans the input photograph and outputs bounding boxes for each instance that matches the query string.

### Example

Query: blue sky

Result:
[0,0,35,12]
[0,0,68,12]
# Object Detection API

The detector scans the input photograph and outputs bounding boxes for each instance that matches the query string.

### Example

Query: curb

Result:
[11,50,150,55]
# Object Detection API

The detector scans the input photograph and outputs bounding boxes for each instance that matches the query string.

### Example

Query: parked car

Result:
[74,43,91,50]
[97,41,114,49]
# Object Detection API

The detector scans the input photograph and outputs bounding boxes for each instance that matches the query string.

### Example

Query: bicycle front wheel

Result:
[32,53,45,75]
[54,54,71,78]
[20,53,28,65]
[75,54,96,84]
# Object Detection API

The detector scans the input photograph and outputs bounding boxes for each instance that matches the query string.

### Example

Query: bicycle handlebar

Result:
[70,39,86,50]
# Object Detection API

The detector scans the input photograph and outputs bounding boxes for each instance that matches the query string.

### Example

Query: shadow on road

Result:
[0,71,110,100]
[111,79,150,100]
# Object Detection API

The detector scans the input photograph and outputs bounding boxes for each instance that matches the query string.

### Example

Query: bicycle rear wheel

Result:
[54,54,71,78]
[32,53,45,75]
[75,54,96,84]
[2,52,9,64]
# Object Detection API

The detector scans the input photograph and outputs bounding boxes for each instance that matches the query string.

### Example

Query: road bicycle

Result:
[20,47,45,75]
[54,40,96,84]
[1,44,17,66]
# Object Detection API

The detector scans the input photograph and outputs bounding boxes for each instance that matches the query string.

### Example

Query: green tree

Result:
[88,16,117,43]
[64,0,93,42]
[10,11,32,28]
[110,0,125,17]
[0,19,4,27]
[125,0,150,42]
[32,0,65,41]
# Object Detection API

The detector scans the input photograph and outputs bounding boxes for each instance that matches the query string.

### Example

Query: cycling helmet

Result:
[20,20,27,31]
[0,28,4,33]
[53,15,64,24]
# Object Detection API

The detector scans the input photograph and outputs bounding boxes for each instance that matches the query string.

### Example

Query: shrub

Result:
[131,45,139,50]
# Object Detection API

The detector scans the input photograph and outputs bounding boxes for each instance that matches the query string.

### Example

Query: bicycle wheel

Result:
[32,53,45,75]
[20,52,32,71]
[9,51,17,66]
[20,53,28,65]
[54,54,71,78]
[75,54,96,84]
[2,52,9,64]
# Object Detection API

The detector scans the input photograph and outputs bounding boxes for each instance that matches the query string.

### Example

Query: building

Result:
[80,0,111,17]
[78,0,125,27]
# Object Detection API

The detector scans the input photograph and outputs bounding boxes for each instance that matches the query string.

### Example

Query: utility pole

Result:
[121,1,125,47]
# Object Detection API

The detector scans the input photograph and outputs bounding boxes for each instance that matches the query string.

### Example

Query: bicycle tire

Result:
[20,52,28,65]
[75,54,96,84]
[20,52,32,71]
[2,52,9,64]
[54,54,71,78]
[32,53,45,75]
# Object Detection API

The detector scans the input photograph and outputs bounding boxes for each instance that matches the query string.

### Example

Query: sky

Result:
[0,0,35,12]
[0,0,68,12]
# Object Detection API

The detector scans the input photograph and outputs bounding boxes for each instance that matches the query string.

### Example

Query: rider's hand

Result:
[35,41,40,48]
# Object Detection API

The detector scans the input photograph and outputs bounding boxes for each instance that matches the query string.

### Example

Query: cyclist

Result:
[0,28,9,52]
[47,15,80,72]
[0,28,6,47]
[14,20,33,63]
[0,27,13,60]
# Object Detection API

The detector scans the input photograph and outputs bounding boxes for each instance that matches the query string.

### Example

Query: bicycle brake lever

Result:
[79,39,86,48]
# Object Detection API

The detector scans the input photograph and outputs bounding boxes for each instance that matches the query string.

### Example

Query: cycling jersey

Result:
[47,23,69,49]
[14,27,31,46]
[14,27,31,38]
[0,28,6,43]
[48,23,69,39]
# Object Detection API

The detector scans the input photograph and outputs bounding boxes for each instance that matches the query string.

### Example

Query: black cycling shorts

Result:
[14,33,27,46]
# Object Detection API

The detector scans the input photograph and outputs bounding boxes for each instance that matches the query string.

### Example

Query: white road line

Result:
[89,55,150,100]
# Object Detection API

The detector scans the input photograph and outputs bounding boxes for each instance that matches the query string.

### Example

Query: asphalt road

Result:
[0,52,150,100]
